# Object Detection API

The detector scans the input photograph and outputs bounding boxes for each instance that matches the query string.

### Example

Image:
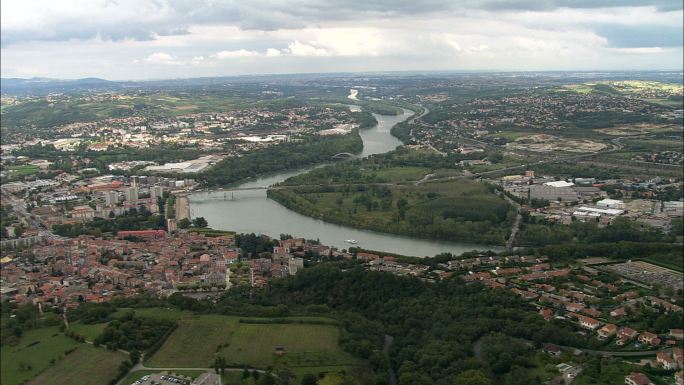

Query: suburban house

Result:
[625,372,653,385]
[671,329,684,340]
[578,315,600,330]
[540,308,554,321]
[657,352,677,370]
[598,324,617,340]
[638,332,661,346]
[674,348,684,368]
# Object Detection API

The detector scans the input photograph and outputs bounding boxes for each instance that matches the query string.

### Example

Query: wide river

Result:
[190,106,503,257]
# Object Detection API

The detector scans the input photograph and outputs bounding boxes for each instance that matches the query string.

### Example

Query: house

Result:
[543,343,562,356]
[638,332,661,346]
[616,327,638,345]
[578,315,600,330]
[566,302,585,313]
[625,372,653,385]
[618,327,638,340]
[671,329,684,340]
[611,307,628,317]
[582,307,602,318]
[598,324,617,340]
[674,348,684,368]
[540,308,554,321]
[657,352,676,370]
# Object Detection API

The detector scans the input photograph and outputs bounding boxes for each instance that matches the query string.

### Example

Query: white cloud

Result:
[265,48,282,57]
[214,49,260,59]
[608,46,669,54]
[286,40,329,56]
[0,1,681,79]
[143,52,183,65]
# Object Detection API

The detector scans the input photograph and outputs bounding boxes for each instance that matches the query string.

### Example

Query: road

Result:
[502,194,522,250]
[1,189,66,242]
[382,335,397,385]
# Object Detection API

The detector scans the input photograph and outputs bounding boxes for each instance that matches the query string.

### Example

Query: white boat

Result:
[344,239,358,244]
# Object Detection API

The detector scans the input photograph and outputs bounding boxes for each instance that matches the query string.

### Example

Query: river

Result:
[189,105,503,257]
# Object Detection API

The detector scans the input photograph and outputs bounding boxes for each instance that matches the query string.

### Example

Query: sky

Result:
[1,0,682,80]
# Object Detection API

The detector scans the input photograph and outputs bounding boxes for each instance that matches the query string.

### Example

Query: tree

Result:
[275,368,294,385]
[301,373,317,385]
[192,217,208,228]
[453,370,492,385]
[258,373,276,385]
[213,355,227,374]
[129,349,141,365]
[178,218,191,229]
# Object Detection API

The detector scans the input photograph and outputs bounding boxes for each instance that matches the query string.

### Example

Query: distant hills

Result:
[2,70,682,96]
[0,77,117,95]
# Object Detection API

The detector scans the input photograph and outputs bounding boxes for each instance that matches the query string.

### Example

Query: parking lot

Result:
[129,371,220,385]
[601,261,683,291]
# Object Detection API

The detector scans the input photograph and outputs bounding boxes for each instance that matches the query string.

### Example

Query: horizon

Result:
[3,68,684,83]
[2,0,682,80]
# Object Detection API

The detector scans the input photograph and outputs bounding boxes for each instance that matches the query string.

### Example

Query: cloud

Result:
[265,48,282,57]
[214,49,261,58]
[143,52,183,65]
[286,40,330,56]
[3,0,680,46]
[1,0,681,79]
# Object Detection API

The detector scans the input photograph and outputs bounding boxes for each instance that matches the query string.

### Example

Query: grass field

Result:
[69,322,108,341]
[5,165,40,176]
[144,312,357,371]
[113,307,193,320]
[146,314,239,367]
[1,326,81,385]
[221,322,356,368]
[26,344,126,385]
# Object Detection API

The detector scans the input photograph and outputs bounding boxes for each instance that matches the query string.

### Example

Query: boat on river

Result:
[345,239,359,244]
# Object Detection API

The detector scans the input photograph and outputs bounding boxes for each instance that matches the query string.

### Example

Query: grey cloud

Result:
[2,0,681,46]
[595,24,684,48]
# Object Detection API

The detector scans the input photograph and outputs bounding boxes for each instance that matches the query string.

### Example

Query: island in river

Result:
[189,106,506,256]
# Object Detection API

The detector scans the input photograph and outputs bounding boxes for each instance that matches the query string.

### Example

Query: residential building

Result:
[638,332,661,346]
[657,352,677,370]
[625,372,653,385]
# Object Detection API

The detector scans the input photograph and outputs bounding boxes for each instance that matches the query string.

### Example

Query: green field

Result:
[69,321,108,341]
[26,344,126,385]
[5,164,40,176]
[221,322,357,368]
[145,313,357,371]
[113,307,193,320]
[146,314,238,367]
[1,326,81,385]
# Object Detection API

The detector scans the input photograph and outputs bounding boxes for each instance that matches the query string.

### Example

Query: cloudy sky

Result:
[1,0,682,80]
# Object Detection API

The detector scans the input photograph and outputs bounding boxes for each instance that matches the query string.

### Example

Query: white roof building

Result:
[596,199,625,209]
[575,206,624,216]
[544,181,575,188]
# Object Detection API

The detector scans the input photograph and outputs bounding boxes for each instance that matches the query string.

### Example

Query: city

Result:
[1,1,683,385]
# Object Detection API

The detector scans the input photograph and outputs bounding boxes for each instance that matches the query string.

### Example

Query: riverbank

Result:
[190,109,504,256]
[267,177,514,246]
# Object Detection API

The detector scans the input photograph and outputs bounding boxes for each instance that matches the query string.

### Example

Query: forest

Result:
[268,148,515,245]
[200,132,363,187]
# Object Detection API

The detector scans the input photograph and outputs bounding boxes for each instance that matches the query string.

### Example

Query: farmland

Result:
[145,312,357,373]
[220,321,357,368]
[69,321,108,341]
[1,326,80,385]
[145,314,238,367]
[26,344,126,385]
